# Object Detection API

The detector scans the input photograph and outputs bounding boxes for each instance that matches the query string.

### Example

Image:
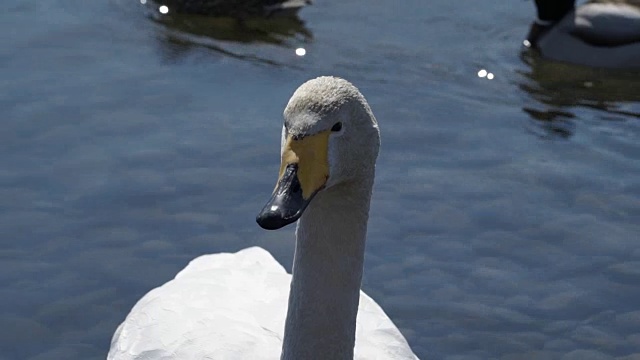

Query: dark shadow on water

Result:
[521,107,576,139]
[145,6,312,67]
[518,49,640,139]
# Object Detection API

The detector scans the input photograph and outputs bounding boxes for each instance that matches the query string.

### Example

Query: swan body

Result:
[525,0,640,68]
[108,247,416,359]
[153,0,311,17]
[108,77,418,360]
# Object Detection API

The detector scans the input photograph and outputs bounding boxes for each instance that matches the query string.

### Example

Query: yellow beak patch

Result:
[278,130,331,199]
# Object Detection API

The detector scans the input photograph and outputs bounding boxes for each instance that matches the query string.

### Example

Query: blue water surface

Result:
[1,0,639,359]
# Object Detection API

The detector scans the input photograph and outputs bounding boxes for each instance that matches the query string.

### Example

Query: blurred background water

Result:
[1,0,639,359]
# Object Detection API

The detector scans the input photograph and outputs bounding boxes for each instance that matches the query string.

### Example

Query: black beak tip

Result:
[256,163,312,231]
[256,209,297,230]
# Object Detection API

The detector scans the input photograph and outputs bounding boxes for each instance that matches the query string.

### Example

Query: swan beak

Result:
[256,131,330,230]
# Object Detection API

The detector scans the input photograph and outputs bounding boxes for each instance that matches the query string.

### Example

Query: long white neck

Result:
[281,177,374,360]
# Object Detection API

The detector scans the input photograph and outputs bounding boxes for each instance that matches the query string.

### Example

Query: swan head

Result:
[256,76,380,230]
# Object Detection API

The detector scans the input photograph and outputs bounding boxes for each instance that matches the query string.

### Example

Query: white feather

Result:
[108,247,417,360]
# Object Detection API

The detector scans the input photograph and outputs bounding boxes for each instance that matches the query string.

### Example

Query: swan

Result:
[523,0,640,68]
[107,76,418,360]
[151,0,311,17]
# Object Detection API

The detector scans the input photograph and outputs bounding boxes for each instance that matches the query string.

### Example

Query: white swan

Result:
[107,77,418,360]
[524,0,640,68]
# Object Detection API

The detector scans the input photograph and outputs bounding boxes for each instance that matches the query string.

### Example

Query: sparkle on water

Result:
[477,69,495,80]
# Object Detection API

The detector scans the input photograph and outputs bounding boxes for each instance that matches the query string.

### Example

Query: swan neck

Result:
[281,179,373,360]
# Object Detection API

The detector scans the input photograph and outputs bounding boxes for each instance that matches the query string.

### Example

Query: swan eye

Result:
[331,122,342,132]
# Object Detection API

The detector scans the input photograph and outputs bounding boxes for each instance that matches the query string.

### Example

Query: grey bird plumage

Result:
[155,0,311,17]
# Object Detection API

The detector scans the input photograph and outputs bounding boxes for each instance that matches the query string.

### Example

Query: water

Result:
[1,0,639,359]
